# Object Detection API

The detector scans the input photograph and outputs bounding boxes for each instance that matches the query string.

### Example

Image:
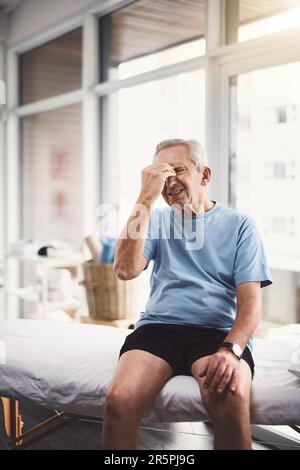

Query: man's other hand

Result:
[198,350,240,394]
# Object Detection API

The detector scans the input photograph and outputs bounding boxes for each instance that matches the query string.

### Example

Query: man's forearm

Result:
[113,197,153,278]
[224,296,262,350]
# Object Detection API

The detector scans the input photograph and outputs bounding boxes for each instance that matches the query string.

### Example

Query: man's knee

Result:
[203,386,250,421]
[104,386,143,421]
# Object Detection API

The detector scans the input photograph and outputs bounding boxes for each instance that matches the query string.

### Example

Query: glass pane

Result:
[100,0,206,81]
[20,28,82,105]
[229,62,300,327]
[22,104,83,248]
[101,69,205,216]
[239,0,300,42]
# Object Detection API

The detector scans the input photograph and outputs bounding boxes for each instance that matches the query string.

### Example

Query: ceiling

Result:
[1,0,300,16]
[107,0,300,65]
[109,0,206,64]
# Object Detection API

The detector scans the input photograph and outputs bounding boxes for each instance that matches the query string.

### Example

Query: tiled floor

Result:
[138,422,270,450]
[138,422,214,450]
[0,402,273,450]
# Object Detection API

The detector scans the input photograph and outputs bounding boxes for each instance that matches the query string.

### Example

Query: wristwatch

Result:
[219,342,243,360]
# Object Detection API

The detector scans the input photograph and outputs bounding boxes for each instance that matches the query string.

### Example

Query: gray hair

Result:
[154,138,208,171]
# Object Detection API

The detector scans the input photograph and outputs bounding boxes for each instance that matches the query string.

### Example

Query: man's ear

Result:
[201,166,212,186]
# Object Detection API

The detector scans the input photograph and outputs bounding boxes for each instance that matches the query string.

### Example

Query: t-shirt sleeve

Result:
[234,217,272,288]
[143,209,159,263]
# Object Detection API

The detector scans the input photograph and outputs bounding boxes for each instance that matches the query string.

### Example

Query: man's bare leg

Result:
[192,357,252,450]
[101,350,172,450]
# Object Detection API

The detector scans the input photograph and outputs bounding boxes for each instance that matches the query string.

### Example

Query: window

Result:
[276,105,287,123]
[20,28,82,105]
[229,62,300,328]
[263,216,295,236]
[98,2,206,312]
[22,104,83,248]
[101,69,205,227]
[265,103,298,125]
[99,0,206,81]
[273,162,286,178]
[230,63,300,251]
[265,161,296,180]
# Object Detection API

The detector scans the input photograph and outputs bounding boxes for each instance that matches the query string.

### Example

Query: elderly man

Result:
[101,138,272,450]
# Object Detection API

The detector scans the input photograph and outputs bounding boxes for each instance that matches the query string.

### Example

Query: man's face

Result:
[155,145,207,209]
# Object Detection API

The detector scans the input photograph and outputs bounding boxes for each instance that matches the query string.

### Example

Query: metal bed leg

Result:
[1,397,80,450]
[8,410,79,450]
[0,397,23,443]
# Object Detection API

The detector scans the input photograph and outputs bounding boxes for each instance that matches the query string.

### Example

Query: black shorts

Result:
[119,324,255,378]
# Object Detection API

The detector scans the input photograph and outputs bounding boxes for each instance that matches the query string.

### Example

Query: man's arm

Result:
[113,162,176,280]
[199,281,261,393]
[223,281,262,350]
[113,197,153,280]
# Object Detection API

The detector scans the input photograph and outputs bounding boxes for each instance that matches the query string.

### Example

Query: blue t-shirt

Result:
[136,201,272,349]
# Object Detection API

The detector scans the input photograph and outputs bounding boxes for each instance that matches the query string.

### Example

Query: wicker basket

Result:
[82,261,138,320]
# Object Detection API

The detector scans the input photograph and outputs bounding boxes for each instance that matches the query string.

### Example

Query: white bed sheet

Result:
[0,319,299,425]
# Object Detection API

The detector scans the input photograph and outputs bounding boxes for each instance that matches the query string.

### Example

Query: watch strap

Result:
[219,341,242,359]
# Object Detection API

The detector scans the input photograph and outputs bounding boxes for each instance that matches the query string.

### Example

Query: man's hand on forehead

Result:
[154,162,177,173]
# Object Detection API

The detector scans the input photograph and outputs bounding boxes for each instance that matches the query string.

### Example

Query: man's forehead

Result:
[166,160,189,168]
[156,147,192,166]
[156,157,192,169]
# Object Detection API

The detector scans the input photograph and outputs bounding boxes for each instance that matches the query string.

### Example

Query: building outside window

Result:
[229,61,300,327]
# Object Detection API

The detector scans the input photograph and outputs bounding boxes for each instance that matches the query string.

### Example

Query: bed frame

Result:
[0,397,79,450]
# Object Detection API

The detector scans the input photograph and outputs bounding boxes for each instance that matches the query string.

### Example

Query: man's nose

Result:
[165,175,177,187]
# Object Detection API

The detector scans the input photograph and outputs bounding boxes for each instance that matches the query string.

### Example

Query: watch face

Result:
[232,344,242,357]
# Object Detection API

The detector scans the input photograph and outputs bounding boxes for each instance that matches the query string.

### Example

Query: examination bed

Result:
[0,319,299,449]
